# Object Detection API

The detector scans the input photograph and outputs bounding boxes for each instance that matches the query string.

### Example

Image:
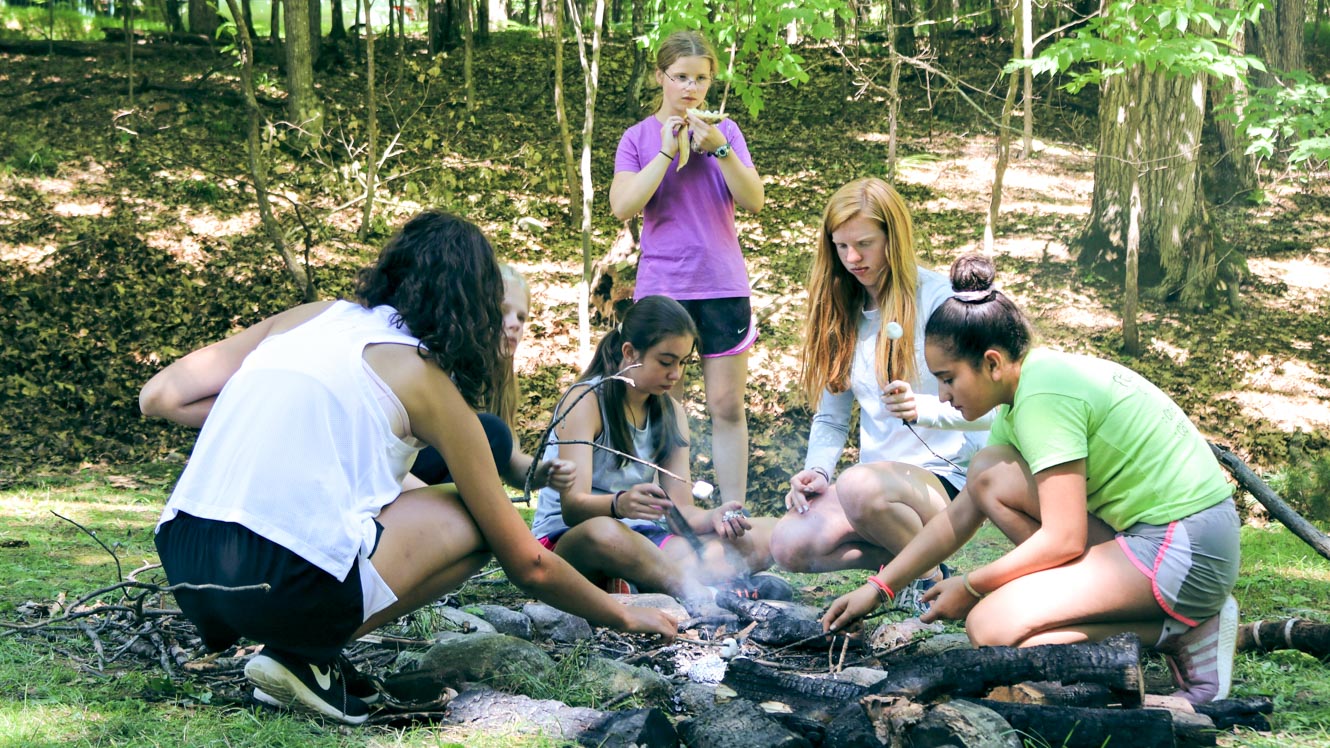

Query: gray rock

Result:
[579,656,672,703]
[522,601,594,643]
[832,666,889,688]
[471,604,533,640]
[676,681,718,713]
[429,606,497,636]
[383,632,555,703]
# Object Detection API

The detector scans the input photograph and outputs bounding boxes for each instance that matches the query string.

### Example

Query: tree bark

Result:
[1206,0,1258,200]
[307,0,322,66]
[1209,442,1330,561]
[330,0,345,40]
[984,1,1021,253]
[1078,64,1216,311]
[552,0,579,227]
[283,0,325,149]
[187,0,219,34]
[891,0,917,57]
[219,0,315,301]
[1247,0,1305,90]
[358,0,377,241]
[269,0,281,44]
[622,0,645,111]
[572,0,606,363]
[463,0,475,110]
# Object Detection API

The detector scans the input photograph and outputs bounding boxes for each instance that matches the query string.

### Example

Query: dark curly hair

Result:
[355,210,504,410]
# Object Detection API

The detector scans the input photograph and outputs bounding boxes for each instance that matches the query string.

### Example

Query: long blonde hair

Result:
[800,178,920,405]
[487,263,530,431]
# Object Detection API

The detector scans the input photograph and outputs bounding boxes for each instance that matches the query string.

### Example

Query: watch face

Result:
[715,145,731,158]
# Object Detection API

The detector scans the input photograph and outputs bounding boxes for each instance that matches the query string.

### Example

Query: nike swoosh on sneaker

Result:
[311,664,333,691]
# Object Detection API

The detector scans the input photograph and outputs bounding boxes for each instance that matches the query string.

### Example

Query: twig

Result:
[51,510,123,583]
[764,609,889,658]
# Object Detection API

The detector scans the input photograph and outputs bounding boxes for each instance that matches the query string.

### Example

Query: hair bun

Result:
[950,254,996,294]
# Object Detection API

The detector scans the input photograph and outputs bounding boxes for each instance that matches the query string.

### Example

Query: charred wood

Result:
[898,699,1021,748]
[677,699,812,748]
[964,699,1217,748]
[1237,619,1330,660]
[867,633,1144,705]
[1194,696,1274,732]
[441,688,677,747]
[721,658,869,722]
[985,680,1116,707]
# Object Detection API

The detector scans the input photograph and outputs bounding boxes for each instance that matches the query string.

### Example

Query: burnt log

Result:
[715,597,843,649]
[1194,696,1274,732]
[867,633,1144,705]
[985,680,1116,707]
[1237,619,1330,660]
[677,699,812,748]
[964,699,1218,748]
[1210,442,1330,561]
[891,698,1021,748]
[721,657,868,722]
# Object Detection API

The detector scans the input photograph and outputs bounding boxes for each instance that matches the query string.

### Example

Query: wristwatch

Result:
[712,143,732,159]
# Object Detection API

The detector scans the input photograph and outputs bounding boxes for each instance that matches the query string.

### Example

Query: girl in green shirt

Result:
[822,254,1241,705]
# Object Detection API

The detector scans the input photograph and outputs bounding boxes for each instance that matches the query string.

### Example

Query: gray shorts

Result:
[1116,498,1240,626]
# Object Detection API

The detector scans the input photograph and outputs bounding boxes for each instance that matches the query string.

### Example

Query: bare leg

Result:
[700,353,749,506]
[961,446,1165,647]
[553,517,715,605]
[680,515,779,585]
[355,485,494,637]
[769,484,893,572]
[836,462,953,581]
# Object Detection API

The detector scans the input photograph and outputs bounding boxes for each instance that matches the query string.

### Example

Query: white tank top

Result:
[157,301,424,581]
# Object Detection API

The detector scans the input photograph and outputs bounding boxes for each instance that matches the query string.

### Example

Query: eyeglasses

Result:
[663,71,713,89]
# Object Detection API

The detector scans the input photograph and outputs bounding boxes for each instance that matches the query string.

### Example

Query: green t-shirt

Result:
[989,348,1231,530]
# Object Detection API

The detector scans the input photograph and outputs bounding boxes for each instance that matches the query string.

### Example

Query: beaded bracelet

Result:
[867,575,895,604]
[610,490,625,519]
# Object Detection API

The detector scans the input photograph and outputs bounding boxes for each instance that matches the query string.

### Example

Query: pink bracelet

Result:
[867,575,895,602]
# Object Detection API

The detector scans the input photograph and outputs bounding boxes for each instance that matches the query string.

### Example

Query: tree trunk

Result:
[476,0,489,42]
[1247,0,1305,90]
[464,0,475,109]
[573,0,606,363]
[330,0,345,40]
[164,0,183,32]
[622,0,645,111]
[552,0,579,227]
[307,0,322,66]
[219,0,315,301]
[235,0,256,38]
[187,0,219,34]
[892,0,916,57]
[1020,0,1032,156]
[985,0,1021,252]
[269,0,281,44]
[284,0,325,149]
[359,0,378,241]
[1078,64,1216,311]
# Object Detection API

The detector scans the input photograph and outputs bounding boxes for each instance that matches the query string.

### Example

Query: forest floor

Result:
[0,27,1328,747]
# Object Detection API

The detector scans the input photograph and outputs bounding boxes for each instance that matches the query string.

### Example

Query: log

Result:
[964,699,1216,748]
[894,698,1021,748]
[1237,619,1330,660]
[867,633,1144,705]
[1210,442,1330,561]
[577,707,679,748]
[1194,696,1274,732]
[677,699,812,748]
[721,657,868,722]
[985,680,1116,708]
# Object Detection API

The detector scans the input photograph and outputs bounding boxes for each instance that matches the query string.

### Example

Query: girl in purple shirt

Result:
[609,30,765,509]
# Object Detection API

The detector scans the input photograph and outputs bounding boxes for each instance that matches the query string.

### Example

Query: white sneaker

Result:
[1160,595,1239,705]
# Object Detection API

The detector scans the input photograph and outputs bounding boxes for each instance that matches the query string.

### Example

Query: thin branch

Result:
[51,510,122,583]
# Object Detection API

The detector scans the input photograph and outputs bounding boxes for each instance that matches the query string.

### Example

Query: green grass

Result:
[0,472,1328,745]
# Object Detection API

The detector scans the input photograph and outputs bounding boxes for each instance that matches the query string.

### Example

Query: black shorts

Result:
[934,473,961,500]
[155,512,377,665]
[677,297,757,357]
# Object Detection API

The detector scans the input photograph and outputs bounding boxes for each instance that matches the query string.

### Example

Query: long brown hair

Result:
[800,178,920,404]
[650,30,718,111]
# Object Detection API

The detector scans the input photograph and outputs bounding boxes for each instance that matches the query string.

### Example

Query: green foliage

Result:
[0,132,68,176]
[1019,0,1266,92]
[643,0,850,117]
[1237,71,1330,169]
[1264,451,1330,523]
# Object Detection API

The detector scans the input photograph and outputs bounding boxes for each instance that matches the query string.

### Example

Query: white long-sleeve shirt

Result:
[803,268,993,489]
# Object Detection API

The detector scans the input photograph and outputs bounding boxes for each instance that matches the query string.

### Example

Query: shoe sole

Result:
[1213,595,1239,701]
[245,656,368,725]
[255,686,380,708]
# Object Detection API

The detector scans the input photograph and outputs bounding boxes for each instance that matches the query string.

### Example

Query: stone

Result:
[471,604,533,640]
[522,601,594,643]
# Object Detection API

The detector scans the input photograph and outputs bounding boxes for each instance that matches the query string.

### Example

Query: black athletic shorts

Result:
[676,297,757,357]
[934,473,961,500]
[155,512,380,665]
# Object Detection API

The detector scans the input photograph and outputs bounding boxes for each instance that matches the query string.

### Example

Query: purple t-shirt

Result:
[614,116,754,300]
